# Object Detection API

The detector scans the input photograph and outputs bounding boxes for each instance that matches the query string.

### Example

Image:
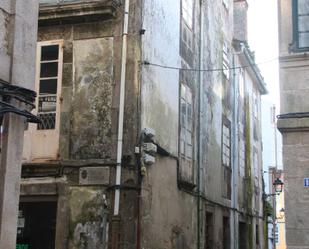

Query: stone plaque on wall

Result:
[79,167,110,185]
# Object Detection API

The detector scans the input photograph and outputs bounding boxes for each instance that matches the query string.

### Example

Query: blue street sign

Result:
[304,178,309,187]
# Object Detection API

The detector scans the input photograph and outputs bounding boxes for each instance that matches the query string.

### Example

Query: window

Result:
[205,212,214,249]
[222,118,231,199]
[181,0,194,65]
[36,43,62,130]
[223,216,230,249]
[293,0,309,50]
[275,225,279,244]
[239,222,247,249]
[182,0,193,29]
[256,225,260,246]
[222,42,230,80]
[180,84,193,161]
[222,122,231,167]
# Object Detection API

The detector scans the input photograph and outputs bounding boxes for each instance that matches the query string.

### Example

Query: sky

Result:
[247,0,280,109]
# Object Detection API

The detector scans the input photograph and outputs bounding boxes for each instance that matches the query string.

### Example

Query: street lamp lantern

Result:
[273,177,284,194]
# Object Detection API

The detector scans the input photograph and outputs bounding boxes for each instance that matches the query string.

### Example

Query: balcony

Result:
[39,0,120,25]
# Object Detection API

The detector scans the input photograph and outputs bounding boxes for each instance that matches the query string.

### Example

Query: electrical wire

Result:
[141,57,278,72]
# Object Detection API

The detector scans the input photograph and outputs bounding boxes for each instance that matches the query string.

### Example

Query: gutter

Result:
[241,42,268,95]
[197,1,204,248]
[233,40,268,95]
[114,0,130,216]
[232,53,240,249]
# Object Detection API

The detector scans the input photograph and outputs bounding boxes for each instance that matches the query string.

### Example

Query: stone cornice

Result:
[39,0,119,26]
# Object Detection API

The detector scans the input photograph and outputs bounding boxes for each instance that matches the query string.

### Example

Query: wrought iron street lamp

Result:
[273,177,284,194]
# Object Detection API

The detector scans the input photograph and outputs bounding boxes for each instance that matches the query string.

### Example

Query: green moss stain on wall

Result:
[71,38,113,159]
[245,97,254,249]
[68,187,109,249]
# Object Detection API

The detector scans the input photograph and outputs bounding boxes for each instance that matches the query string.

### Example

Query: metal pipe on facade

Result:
[114,0,130,216]
[197,1,204,248]
[232,52,239,249]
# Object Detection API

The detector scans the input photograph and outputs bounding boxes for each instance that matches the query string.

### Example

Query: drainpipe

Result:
[232,53,239,249]
[114,0,130,216]
[197,1,203,248]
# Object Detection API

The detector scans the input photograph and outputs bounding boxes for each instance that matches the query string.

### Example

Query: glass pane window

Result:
[180,84,193,160]
[299,32,309,48]
[222,123,231,167]
[223,42,230,79]
[37,44,60,130]
[295,0,309,49]
[298,0,309,15]
[41,45,59,61]
[182,0,193,29]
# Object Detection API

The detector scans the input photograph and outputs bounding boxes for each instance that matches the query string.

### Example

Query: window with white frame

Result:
[182,0,193,29]
[293,0,309,50]
[222,118,231,199]
[222,42,230,80]
[180,84,193,161]
[222,123,231,167]
[37,42,62,130]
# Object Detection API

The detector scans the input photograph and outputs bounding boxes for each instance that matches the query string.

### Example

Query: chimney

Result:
[233,0,248,42]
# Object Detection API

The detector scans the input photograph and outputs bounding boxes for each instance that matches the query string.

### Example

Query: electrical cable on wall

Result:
[142,56,309,72]
[141,57,278,72]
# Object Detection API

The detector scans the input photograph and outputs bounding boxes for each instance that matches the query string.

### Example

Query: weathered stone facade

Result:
[277,1,309,248]
[0,1,38,249]
[19,1,267,249]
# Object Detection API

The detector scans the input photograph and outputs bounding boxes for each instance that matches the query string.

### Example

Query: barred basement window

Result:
[37,44,61,130]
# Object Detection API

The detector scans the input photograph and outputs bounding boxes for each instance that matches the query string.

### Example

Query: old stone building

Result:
[277,0,309,248]
[0,1,38,249]
[18,0,267,249]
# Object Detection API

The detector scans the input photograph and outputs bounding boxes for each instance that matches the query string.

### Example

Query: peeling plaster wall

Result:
[140,1,197,248]
[68,187,109,249]
[141,0,180,155]
[23,2,142,248]
[35,21,119,161]
[277,1,309,248]
[72,38,113,159]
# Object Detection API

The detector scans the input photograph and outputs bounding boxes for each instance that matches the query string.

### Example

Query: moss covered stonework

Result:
[245,98,254,249]
[68,187,109,249]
